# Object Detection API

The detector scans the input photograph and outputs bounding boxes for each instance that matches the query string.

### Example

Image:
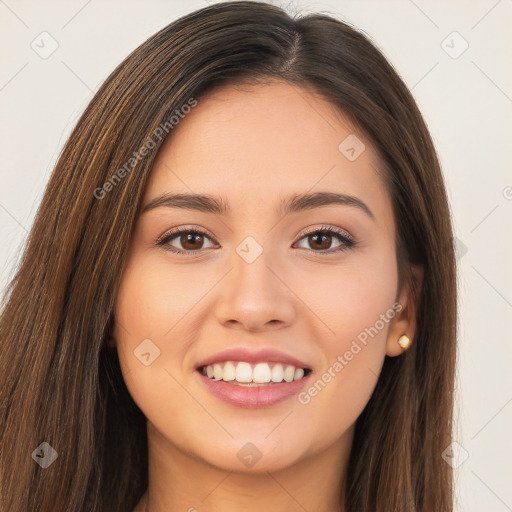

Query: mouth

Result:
[195,360,313,408]
[197,361,313,386]
[193,347,314,408]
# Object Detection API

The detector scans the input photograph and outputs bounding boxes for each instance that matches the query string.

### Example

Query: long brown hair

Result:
[0,2,457,510]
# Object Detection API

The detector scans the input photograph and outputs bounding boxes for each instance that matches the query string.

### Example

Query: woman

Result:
[0,1,457,511]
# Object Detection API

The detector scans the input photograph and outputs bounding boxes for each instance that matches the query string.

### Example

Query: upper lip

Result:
[195,347,312,370]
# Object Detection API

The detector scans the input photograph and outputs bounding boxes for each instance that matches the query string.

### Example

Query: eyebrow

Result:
[142,191,374,220]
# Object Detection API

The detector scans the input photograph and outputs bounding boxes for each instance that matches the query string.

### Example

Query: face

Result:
[112,81,414,474]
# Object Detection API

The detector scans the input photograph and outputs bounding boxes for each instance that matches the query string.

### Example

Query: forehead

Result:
[145,81,390,222]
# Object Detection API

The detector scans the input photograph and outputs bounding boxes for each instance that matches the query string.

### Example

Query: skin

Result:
[112,80,421,512]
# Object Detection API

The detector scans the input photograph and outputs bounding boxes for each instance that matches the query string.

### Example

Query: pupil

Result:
[311,233,330,250]
[182,233,202,250]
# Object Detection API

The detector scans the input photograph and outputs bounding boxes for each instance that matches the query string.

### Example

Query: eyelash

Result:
[156,224,357,256]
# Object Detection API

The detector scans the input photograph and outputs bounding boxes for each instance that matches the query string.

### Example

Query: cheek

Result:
[112,256,193,423]
[112,249,216,398]
[114,252,203,343]
[295,247,398,348]
[112,256,172,381]
[293,251,397,428]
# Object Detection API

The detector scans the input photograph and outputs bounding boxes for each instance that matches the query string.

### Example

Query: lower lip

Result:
[196,370,312,408]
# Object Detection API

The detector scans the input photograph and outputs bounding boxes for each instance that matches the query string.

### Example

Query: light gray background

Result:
[1,1,511,510]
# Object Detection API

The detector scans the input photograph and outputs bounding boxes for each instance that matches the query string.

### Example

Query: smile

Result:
[199,361,312,385]
[196,361,313,408]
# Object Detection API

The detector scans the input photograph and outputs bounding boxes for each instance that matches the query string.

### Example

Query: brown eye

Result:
[295,226,355,254]
[157,228,217,254]
[179,232,205,250]
[307,232,333,251]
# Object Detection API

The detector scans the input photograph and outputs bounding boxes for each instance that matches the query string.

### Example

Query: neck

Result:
[135,421,353,512]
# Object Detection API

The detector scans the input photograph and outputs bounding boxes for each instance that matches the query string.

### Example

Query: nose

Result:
[214,251,296,332]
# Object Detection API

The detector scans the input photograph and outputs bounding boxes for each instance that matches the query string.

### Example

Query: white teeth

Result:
[283,365,295,382]
[235,362,253,383]
[271,363,284,382]
[201,361,309,384]
[294,368,304,380]
[213,363,223,381]
[221,361,236,381]
[253,362,272,383]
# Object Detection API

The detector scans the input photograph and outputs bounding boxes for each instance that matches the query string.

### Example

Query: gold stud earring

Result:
[397,334,411,350]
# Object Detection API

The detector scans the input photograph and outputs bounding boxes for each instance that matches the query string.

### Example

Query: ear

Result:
[386,263,423,357]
